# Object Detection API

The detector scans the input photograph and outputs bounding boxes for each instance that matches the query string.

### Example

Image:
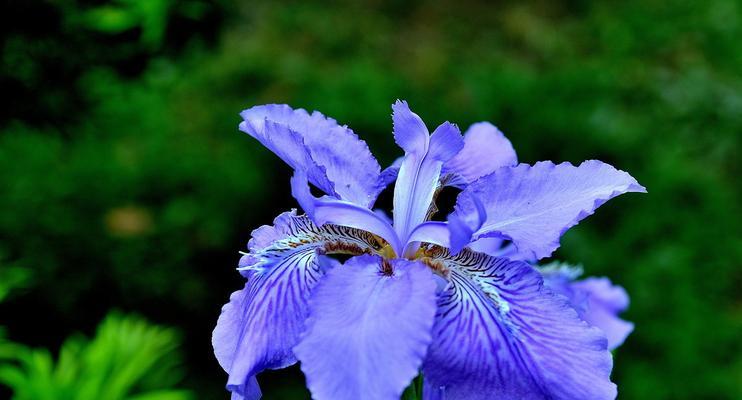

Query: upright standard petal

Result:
[240,104,382,207]
[294,255,438,400]
[391,101,463,248]
[419,247,616,400]
[449,160,646,260]
[213,211,380,397]
[443,122,518,188]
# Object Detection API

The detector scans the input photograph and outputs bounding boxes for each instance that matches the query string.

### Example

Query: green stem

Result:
[401,373,424,400]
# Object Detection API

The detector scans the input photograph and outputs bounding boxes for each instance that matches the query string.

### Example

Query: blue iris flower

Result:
[212,101,645,400]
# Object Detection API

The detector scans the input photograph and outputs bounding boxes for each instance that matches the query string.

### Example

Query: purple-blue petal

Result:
[391,102,463,248]
[468,238,536,262]
[239,116,335,198]
[291,173,402,254]
[540,265,633,350]
[407,221,450,248]
[443,122,518,188]
[421,249,616,400]
[213,211,379,398]
[294,255,437,400]
[213,251,321,394]
[450,160,646,260]
[228,376,262,400]
[240,104,381,207]
[571,277,634,350]
[428,121,465,161]
[375,157,403,194]
[392,100,429,153]
[447,193,488,254]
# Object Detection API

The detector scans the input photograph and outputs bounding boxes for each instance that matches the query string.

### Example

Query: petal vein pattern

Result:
[212,211,380,397]
[420,247,616,400]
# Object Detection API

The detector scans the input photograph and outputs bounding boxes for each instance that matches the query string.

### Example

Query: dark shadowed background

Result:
[0,0,740,399]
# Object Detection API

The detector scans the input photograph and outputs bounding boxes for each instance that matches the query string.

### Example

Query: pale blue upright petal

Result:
[392,100,429,153]
[443,122,518,188]
[213,211,380,398]
[391,101,463,250]
[421,249,616,400]
[294,255,438,400]
[449,160,646,259]
[240,104,382,207]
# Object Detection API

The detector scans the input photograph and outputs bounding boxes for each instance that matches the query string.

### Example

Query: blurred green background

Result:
[1,0,740,399]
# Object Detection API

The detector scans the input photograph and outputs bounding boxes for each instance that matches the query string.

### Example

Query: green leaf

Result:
[0,313,193,400]
[401,374,423,400]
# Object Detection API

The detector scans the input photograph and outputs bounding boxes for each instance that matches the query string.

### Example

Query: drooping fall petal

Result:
[420,248,616,400]
[295,255,438,400]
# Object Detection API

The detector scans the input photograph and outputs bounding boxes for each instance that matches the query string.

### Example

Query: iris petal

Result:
[449,160,646,260]
[541,264,634,351]
[291,173,402,254]
[391,101,463,248]
[572,277,633,350]
[212,211,379,398]
[468,238,536,262]
[420,248,616,400]
[294,255,437,400]
[443,122,518,188]
[228,377,261,400]
[407,221,450,248]
[240,104,382,207]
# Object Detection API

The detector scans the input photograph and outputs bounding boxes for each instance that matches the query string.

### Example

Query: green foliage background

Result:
[1,0,740,399]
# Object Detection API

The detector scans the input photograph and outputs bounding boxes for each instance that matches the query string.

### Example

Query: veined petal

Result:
[450,160,646,260]
[212,211,380,397]
[420,247,616,400]
[291,173,402,254]
[295,255,437,400]
[240,104,381,207]
[392,101,463,246]
[443,122,518,188]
